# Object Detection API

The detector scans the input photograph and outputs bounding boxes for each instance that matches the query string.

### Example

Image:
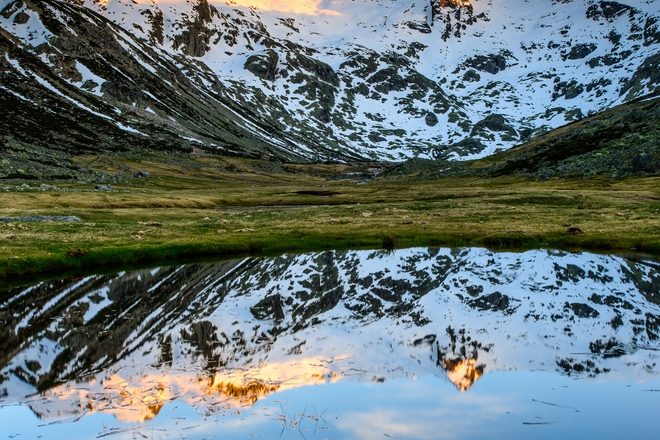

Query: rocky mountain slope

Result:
[1,248,658,421]
[1,0,659,166]
[386,94,660,178]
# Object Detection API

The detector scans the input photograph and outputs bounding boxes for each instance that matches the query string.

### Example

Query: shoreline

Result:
[2,230,659,291]
[1,168,658,287]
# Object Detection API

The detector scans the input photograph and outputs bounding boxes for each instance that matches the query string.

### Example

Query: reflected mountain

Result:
[0,248,658,422]
[31,356,341,422]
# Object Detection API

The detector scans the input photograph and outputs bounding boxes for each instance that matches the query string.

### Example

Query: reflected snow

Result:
[0,247,658,439]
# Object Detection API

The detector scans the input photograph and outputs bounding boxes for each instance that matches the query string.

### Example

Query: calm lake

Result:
[1,247,658,439]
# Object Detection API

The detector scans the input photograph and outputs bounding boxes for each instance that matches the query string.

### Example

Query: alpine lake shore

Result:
[1,152,658,289]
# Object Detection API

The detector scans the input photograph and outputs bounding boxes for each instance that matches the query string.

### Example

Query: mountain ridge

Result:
[1,0,658,166]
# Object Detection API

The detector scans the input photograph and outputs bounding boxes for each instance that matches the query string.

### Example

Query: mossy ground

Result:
[0,154,659,285]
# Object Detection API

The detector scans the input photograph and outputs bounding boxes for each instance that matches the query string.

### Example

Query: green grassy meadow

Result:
[0,154,658,285]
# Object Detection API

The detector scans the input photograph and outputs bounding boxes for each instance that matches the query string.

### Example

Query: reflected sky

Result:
[2,372,658,439]
[0,247,658,439]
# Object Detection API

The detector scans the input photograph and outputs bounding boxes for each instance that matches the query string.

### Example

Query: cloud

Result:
[220,0,342,16]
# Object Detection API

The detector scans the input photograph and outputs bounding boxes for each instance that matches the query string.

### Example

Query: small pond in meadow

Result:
[0,247,658,439]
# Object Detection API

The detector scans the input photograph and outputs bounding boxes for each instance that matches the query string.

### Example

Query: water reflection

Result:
[33,356,341,423]
[0,247,658,438]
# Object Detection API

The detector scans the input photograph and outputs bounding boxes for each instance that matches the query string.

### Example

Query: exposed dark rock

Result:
[432,0,482,41]
[80,79,98,91]
[434,137,488,159]
[586,1,637,22]
[620,53,660,99]
[290,54,339,86]
[405,20,432,34]
[244,50,279,81]
[100,82,147,105]
[473,114,511,132]
[172,0,218,57]
[13,10,28,24]
[590,293,634,310]
[553,79,584,100]
[644,16,660,46]
[468,292,518,315]
[25,360,41,373]
[464,52,511,74]
[557,357,610,376]
[462,69,480,82]
[425,112,439,127]
[291,76,337,123]
[354,83,369,96]
[368,132,386,143]
[587,50,632,68]
[555,263,586,283]
[589,338,626,358]
[563,43,597,60]
[251,294,286,322]
[141,9,165,45]
[134,170,150,179]
[0,0,23,19]
[471,114,518,141]
[566,302,600,318]
[646,313,660,341]
[181,321,221,367]
[367,68,407,93]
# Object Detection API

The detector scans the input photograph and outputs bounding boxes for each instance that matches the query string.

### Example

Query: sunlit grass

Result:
[1,155,658,282]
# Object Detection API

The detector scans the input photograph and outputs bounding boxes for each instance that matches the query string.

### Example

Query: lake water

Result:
[1,247,658,439]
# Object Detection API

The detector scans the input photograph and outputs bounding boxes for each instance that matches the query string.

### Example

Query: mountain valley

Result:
[1,0,658,175]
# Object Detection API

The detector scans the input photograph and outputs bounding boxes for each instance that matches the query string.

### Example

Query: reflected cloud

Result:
[337,393,513,440]
[339,410,427,440]
[32,357,342,422]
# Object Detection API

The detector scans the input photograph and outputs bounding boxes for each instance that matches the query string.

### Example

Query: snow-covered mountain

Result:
[1,0,659,161]
[1,248,658,421]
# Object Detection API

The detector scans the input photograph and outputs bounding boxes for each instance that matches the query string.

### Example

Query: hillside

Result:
[386,94,660,178]
[1,0,659,167]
